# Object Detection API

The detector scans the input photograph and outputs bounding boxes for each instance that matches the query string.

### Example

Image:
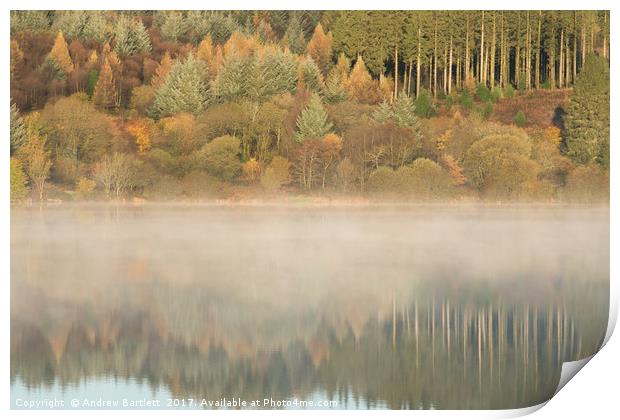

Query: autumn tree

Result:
[319,133,343,189]
[195,135,242,181]
[46,31,74,78]
[151,51,173,88]
[92,57,117,110]
[10,158,29,202]
[306,23,333,75]
[18,114,52,201]
[346,55,381,104]
[260,156,291,191]
[93,152,138,198]
[40,94,116,183]
[126,119,154,153]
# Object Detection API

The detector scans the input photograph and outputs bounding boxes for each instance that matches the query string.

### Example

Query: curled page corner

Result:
[554,356,595,396]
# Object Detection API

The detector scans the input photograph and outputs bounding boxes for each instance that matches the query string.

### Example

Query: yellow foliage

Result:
[75,177,96,199]
[223,31,259,58]
[127,119,154,153]
[48,31,74,75]
[10,39,24,79]
[242,158,261,183]
[346,55,381,104]
[151,51,173,88]
[379,74,394,102]
[440,154,466,186]
[542,126,561,145]
[306,23,333,75]
[436,129,452,153]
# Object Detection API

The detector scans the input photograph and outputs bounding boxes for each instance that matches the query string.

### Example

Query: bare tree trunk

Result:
[456,55,461,90]
[433,19,438,98]
[526,12,531,89]
[536,11,542,89]
[603,12,608,59]
[559,30,564,88]
[416,28,421,98]
[465,17,470,83]
[581,23,586,67]
[573,13,578,80]
[408,58,413,96]
[448,36,453,94]
[499,13,504,88]
[515,13,521,88]
[394,45,398,99]
[480,11,485,85]
[490,13,496,88]
[443,44,447,95]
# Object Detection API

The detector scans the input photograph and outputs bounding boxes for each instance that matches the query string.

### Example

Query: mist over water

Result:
[10,204,609,409]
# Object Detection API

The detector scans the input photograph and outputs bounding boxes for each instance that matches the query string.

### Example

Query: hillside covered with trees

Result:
[9,10,610,203]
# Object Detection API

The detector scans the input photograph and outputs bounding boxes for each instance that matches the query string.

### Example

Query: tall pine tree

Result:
[150,54,208,117]
[564,53,610,167]
[295,93,333,142]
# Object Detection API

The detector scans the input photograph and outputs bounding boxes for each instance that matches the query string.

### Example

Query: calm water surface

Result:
[11,205,609,409]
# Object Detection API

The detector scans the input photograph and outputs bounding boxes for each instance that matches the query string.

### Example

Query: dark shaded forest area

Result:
[9,11,610,203]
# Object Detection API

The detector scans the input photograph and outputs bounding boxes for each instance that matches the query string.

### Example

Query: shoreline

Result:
[10,197,610,210]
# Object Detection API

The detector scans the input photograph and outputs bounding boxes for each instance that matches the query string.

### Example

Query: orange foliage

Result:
[242,158,262,183]
[127,118,154,153]
[441,154,466,186]
[223,31,259,58]
[346,55,381,104]
[48,31,74,75]
[543,126,562,145]
[151,51,173,88]
[306,23,333,75]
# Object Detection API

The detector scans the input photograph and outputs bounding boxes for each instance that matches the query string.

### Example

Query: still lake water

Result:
[11,204,609,409]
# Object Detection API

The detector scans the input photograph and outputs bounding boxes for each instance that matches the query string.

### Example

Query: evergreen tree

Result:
[323,69,349,103]
[51,11,86,40]
[81,11,107,42]
[93,57,117,110]
[284,14,306,55]
[250,47,298,101]
[10,158,29,202]
[371,100,393,124]
[10,10,50,35]
[564,54,610,167]
[392,95,420,129]
[371,95,421,130]
[156,11,188,42]
[150,54,208,117]
[295,94,333,142]
[113,15,151,57]
[298,57,323,92]
[211,52,252,102]
[10,103,27,156]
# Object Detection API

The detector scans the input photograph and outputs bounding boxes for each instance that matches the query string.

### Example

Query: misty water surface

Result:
[10,204,609,409]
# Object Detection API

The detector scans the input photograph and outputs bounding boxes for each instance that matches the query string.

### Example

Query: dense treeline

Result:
[9,10,610,203]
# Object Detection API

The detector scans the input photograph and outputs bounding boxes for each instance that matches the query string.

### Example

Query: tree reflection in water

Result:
[11,205,609,409]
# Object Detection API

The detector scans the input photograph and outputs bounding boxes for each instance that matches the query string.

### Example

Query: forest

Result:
[9,10,610,203]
